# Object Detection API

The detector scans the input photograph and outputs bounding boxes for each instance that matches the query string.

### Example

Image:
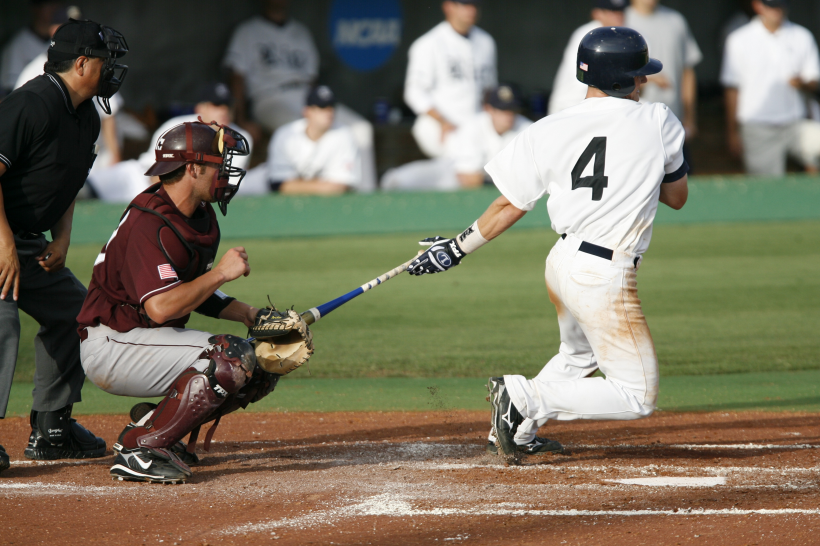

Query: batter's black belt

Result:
[561,233,613,261]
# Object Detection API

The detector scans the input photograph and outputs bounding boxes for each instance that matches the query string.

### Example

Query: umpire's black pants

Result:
[0,234,87,419]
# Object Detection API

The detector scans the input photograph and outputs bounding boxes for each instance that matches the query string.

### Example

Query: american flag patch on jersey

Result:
[157,264,178,280]
[579,62,589,72]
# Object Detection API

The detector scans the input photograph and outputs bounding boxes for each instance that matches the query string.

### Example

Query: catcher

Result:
[76,119,312,484]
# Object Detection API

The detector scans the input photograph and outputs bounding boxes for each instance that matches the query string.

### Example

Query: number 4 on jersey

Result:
[571,137,608,201]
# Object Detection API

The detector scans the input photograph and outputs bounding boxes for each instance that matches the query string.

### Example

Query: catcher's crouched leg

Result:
[111,335,256,483]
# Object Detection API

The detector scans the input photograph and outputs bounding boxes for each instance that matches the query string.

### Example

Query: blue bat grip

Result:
[315,287,364,318]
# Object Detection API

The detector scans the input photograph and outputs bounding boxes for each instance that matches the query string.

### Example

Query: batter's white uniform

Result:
[87,115,254,202]
[484,96,686,438]
[223,16,319,132]
[549,21,601,115]
[404,21,497,157]
[267,118,360,189]
[381,111,531,191]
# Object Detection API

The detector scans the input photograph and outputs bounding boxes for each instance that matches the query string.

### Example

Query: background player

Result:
[549,0,626,115]
[626,0,702,143]
[265,86,361,195]
[406,27,689,457]
[76,120,279,483]
[404,0,497,158]
[381,85,532,191]
[722,0,820,175]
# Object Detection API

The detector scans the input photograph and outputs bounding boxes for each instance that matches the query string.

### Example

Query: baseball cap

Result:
[451,0,481,4]
[48,19,114,62]
[593,0,627,10]
[760,0,788,7]
[486,85,522,111]
[306,85,337,108]
[198,82,232,106]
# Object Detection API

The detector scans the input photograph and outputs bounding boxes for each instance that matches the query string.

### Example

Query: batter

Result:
[407,27,689,458]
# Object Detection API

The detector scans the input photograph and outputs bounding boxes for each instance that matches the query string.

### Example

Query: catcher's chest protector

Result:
[127,186,221,283]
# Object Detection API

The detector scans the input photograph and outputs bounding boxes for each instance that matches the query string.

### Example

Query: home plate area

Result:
[1,411,819,545]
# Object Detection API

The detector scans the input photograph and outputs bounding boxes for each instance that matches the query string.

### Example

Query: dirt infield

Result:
[1,410,819,545]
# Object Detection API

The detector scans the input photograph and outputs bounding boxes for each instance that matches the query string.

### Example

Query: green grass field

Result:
[12,219,820,385]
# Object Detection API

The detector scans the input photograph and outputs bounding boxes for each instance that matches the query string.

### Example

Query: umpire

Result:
[0,19,128,471]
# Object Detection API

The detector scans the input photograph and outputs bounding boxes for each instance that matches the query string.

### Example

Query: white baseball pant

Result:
[504,234,658,442]
[80,324,214,398]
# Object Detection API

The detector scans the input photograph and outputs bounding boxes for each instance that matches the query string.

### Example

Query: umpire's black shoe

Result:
[487,377,524,457]
[24,407,106,460]
[110,446,190,484]
[0,444,10,474]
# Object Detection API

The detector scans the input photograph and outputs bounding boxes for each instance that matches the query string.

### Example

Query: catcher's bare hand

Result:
[214,247,250,281]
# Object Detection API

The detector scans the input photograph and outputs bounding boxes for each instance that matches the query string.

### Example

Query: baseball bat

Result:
[299,251,422,326]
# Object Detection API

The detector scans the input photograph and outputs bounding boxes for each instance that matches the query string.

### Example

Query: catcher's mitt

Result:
[250,306,314,375]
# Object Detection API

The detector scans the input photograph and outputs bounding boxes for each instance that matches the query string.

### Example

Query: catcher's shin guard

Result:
[120,335,256,451]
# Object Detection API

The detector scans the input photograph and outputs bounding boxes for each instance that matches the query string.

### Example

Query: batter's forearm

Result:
[476,195,527,240]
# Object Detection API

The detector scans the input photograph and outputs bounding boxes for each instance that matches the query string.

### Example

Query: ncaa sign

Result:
[330,0,402,72]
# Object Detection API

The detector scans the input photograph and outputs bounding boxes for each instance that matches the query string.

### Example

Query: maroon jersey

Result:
[78,184,220,332]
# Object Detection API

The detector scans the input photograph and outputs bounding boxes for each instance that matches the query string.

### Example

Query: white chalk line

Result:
[570,443,820,450]
[418,462,820,474]
[222,491,820,535]
[610,477,726,487]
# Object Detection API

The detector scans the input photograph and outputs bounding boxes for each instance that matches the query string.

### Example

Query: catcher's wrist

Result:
[456,220,489,254]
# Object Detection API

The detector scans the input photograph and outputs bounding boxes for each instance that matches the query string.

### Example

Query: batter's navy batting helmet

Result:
[576,27,662,98]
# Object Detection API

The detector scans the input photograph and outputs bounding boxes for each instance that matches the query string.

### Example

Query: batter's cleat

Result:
[0,444,9,474]
[487,376,523,457]
[486,437,564,455]
[114,424,200,467]
[24,419,106,460]
[110,445,191,484]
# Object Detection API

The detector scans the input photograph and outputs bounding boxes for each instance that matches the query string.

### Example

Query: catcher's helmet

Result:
[144,118,250,215]
[576,26,662,98]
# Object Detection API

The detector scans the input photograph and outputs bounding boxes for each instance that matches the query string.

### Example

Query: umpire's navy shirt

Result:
[0,72,100,234]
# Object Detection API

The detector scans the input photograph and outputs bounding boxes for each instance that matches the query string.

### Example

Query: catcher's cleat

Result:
[0,444,9,474]
[24,416,106,460]
[110,445,191,484]
[115,423,200,466]
[487,377,523,457]
[486,437,564,455]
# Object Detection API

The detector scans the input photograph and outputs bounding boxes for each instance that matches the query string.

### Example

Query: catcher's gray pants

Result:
[0,234,88,418]
[80,324,213,398]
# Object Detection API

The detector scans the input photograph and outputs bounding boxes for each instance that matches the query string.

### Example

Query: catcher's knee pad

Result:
[121,336,256,450]
[207,334,257,394]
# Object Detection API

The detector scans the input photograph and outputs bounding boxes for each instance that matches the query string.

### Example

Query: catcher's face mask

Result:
[201,117,250,215]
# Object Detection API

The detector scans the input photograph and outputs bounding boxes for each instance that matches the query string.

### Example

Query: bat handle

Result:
[301,309,318,326]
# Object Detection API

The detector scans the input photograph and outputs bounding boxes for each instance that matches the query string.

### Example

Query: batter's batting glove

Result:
[408,236,465,276]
